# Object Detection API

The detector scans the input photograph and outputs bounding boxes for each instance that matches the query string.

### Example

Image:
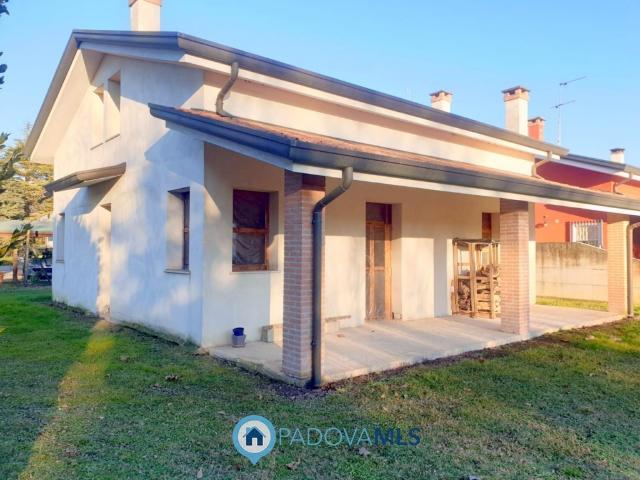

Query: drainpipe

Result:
[215,62,239,117]
[627,221,640,317]
[311,167,353,388]
[532,151,553,178]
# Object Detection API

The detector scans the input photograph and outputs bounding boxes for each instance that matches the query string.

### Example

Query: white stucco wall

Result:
[201,145,284,347]
[52,55,208,344]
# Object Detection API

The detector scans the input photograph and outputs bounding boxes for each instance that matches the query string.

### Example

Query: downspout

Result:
[627,221,640,317]
[532,151,553,178]
[311,167,353,388]
[215,62,240,118]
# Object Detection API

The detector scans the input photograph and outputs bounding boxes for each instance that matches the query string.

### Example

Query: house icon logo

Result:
[232,415,276,464]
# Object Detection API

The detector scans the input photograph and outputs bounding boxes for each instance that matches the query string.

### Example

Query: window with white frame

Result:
[569,220,604,248]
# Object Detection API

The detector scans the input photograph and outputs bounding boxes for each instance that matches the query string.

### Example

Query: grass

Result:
[537,296,609,312]
[537,296,640,316]
[2,288,640,479]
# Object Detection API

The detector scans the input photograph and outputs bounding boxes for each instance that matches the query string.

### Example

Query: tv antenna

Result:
[552,76,586,144]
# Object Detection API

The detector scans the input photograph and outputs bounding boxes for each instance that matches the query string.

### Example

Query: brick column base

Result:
[500,199,530,335]
[607,213,629,315]
[282,171,325,379]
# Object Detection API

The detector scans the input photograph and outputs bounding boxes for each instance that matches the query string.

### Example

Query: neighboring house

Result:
[0,218,53,248]
[24,0,640,384]
[527,118,640,256]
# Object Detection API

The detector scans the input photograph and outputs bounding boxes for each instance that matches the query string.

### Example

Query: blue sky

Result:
[1,0,639,163]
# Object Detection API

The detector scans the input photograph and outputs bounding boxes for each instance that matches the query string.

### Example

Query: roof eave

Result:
[149,105,638,214]
[44,162,126,195]
[25,34,80,158]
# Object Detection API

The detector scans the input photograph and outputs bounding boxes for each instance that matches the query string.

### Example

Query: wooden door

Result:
[366,203,392,320]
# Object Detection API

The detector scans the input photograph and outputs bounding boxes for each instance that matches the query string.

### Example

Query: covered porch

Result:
[150,105,640,386]
[213,304,620,384]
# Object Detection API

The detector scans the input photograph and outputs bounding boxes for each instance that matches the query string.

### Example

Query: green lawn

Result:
[2,289,640,479]
[537,296,609,312]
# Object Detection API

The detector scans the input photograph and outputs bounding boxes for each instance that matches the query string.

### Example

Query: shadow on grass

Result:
[0,288,94,479]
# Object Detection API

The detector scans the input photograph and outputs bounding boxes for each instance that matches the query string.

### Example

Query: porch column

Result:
[607,213,629,314]
[500,199,530,335]
[282,171,325,379]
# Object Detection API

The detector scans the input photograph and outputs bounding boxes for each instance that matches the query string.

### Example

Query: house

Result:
[0,219,53,248]
[244,427,265,447]
[25,0,640,385]
[526,118,640,256]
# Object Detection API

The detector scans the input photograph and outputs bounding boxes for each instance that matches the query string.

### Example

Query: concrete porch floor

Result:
[211,305,621,385]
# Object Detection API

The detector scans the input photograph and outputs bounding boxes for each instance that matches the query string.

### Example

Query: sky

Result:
[1,0,639,163]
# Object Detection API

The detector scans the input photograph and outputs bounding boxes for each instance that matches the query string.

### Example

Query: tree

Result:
[0,129,52,283]
[0,135,53,220]
[0,132,19,190]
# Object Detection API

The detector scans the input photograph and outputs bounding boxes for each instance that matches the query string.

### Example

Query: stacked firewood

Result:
[475,274,501,314]
[457,280,471,312]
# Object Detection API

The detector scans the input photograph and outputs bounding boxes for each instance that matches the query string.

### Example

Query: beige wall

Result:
[202,74,536,177]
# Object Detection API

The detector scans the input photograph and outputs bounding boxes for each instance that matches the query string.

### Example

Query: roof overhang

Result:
[149,105,640,216]
[26,29,568,163]
[552,153,640,181]
[45,163,126,196]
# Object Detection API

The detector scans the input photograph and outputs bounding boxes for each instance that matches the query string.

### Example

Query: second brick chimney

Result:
[502,86,529,135]
[528,117,545,141]
[129,0,162,31]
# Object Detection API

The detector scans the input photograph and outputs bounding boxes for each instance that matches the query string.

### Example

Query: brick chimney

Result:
[430,90,452,113]
[502,86,529,135]
[129,0,162,31]
[610,148,625,164]
[528,117,545,141]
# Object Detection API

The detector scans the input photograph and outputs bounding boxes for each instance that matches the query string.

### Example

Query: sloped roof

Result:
[149,104,640,214]
[25,30,567,160]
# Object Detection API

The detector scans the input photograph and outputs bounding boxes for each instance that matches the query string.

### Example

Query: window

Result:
[105,73,121,140]
[233,190,270,271]
[91,87,104,147]
[569,220,604,248]
[482,212,493,240]
[166,189,190,271]
[56,213,65,262]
